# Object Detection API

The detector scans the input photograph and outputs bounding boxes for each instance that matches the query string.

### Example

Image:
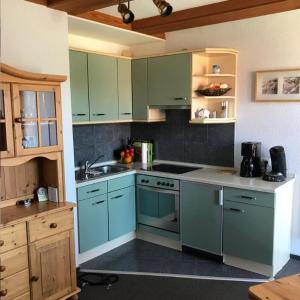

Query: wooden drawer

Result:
[14,293,30,300]
[108,174,135,192]
[28,209,74,242]
[77,181,107,201]
[0,246,28,279]
[0,223,27,254]
[224,187,274,208]
[0,269,30,300]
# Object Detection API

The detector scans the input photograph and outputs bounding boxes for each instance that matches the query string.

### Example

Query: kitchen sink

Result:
[75,165,129,183]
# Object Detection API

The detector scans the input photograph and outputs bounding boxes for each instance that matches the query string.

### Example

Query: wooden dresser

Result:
[0,64,79,299]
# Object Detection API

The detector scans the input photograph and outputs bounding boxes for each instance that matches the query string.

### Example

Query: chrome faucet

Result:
[84,154,104,174]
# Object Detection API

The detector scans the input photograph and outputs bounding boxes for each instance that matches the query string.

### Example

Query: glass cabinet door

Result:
[0,83,14,158]
[12,84,62,155]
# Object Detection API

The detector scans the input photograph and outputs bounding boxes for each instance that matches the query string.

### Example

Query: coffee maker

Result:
[263,146,286,182]
[240,142,262,177]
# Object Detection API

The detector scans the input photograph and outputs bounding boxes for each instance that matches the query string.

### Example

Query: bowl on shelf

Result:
[195,87,231,97]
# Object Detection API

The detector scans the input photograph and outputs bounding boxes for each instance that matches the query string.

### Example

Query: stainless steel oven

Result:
[136,174,180,233]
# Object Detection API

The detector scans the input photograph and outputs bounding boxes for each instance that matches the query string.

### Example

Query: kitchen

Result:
[1,0,300,300]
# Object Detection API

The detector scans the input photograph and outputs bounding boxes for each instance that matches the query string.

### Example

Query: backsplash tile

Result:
[73,110,235,168]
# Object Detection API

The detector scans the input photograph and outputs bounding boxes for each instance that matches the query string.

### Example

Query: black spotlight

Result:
[153,0,173,17]
[118,1,135,24]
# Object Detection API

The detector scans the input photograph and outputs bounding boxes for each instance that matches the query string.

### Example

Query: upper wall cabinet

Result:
[0,83,14,158]
[88,53,119,122]
[118,58,132,121]
[69,50,89,122]
[148,53,192,106]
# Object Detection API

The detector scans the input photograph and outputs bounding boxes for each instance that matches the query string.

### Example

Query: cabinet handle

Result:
[73,113,87,116]
[0,266,6,272]
[14,117,24,124]
[50,223,58,229]
[87,189,100,193]
[0,240,4,247]
[111,195,123,199]
[0,289,7,297]
[31,276,39,282]
[240,195,256,200]
[174,97,188,101]
[93,113,106,116]
[92,200,105,205]
[121,113,132,115]
[218,189,223,206]
[225,208,245,213]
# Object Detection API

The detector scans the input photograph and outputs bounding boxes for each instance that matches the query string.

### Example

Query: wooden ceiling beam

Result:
[132,0,300,35]
[47,0,126,15]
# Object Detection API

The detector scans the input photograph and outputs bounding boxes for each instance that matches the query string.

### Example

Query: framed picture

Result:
[255,69,300,102]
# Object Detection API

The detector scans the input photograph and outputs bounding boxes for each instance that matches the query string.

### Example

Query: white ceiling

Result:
[99,0,227,20]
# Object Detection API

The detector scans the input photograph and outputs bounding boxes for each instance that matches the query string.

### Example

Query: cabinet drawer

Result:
[0,223,27,254]
[0,246,28,279]
[224,187,274,208]
[108,175,135,192]
[28,209,73,242]
[0,269,30,300]
[77,181,107,200]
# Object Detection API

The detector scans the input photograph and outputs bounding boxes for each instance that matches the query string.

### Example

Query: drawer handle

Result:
[0,266,6,272]
[225,208,245,213]
[31,276,39,282]
[50,223,58,229]
[87,189,100,193]
[121,113,132,115]
[73,113,87,116]
[92,200,105,206]
[0,289,7,297]
[240,195,256,200]
[111,195,123,200]
[0,240,4,247]
[174,97,188,101]
[93,113,106,116]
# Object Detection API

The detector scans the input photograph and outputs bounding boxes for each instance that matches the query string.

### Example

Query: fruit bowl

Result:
[195,87,231,97]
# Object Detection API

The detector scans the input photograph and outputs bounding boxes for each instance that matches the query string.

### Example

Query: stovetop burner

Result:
[142,164,201,174]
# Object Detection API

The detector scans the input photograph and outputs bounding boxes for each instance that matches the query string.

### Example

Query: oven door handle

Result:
[137,185,179,195]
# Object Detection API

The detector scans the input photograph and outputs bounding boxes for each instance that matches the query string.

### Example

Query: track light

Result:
[118,1,135,24]
[153,0,173,17]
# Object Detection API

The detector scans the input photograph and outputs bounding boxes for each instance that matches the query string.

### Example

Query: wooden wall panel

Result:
[0,167,5,201]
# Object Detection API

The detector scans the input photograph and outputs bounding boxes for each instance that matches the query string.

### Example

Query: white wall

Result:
[131,10,300,255]
[0,0,79,261]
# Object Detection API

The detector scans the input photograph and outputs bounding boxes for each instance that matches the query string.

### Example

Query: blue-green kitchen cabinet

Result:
[69,51,89,122]
[132,58,148,120]
[108,185,136,240]
[223,187,274,265]
[180,181,223,255]
[118,58,132,120]
[148,53,192,106]
[88,53,119,121]
[78,194,108,253]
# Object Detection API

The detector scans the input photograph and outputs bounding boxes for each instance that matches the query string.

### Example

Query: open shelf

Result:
[189,118,236,124]
[192,96,236,100]
[193,73,236,77]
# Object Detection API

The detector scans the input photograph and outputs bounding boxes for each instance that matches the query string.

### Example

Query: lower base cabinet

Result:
[181,181,223,255]
[78,195,108,253]
[108,186,136,240]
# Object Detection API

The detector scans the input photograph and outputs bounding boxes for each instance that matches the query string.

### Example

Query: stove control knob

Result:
[157,182,161,185]
[161,182,166,186]
[166,183,170,187]
[141,179,146,183]
[145,180,149,183]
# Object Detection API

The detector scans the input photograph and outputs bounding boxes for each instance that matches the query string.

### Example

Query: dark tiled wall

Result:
[73,123,131,167]
[131,110,235,167]
[73,110,235,167]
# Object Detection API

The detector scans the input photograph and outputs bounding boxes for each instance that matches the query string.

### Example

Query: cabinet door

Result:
[132,59,148,120]
[223,200,274,265]
[29,231,76,300]
[78,194,108,253]
[69,51,89,122]
[118,58,132,120]
[12,84,63,156]
[88,54,118,121]
[148,53,191,106]
[181,181,223,255]
[108,186,136,240]
[0,83,14,158]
